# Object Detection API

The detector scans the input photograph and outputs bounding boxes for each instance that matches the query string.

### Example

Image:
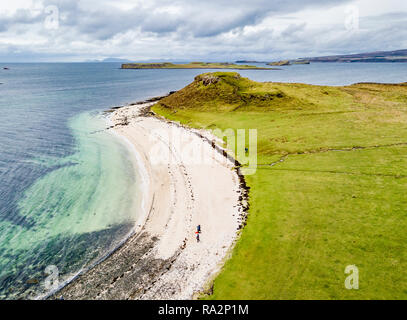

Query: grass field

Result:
[152,72,407,299]
[121,62,276,70]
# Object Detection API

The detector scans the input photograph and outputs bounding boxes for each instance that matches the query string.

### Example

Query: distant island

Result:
[121,62,277,70]
[235,60,267,63]
[268,60,310,66]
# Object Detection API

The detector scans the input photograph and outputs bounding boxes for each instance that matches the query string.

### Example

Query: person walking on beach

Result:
[196,233,200,242]
[197,225,201,233]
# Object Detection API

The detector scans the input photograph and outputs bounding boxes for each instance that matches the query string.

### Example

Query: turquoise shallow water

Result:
[0,112,139,298]
[0,62,406,299]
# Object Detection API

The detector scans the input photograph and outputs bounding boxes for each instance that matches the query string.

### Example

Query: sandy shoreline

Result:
[51,100,248,300]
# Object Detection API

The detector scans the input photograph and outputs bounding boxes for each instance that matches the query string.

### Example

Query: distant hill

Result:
[302,49,407,63]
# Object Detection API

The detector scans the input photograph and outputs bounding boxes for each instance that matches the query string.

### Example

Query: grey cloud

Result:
[281,23,307,38]
[0,8,46,32]
[0,0,405,62]
[40,0,352,41]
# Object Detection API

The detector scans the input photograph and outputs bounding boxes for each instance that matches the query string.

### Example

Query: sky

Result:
[0,0,406,62]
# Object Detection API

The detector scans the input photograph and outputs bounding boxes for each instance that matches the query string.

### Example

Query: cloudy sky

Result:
[0,0,406,62]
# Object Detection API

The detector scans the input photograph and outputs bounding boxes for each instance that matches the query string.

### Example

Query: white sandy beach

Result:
[109,102,244,299]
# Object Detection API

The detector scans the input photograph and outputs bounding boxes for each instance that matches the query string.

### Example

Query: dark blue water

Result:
[0,62,406,299]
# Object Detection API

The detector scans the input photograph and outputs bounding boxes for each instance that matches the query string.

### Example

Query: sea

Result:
[0,62,406,299]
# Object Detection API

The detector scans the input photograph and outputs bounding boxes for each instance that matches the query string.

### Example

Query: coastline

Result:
[50,98,248,300]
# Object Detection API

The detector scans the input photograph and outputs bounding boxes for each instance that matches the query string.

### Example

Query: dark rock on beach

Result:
[48,232,180,300]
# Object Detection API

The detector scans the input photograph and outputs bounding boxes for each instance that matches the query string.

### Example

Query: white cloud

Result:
[0,0,405,61]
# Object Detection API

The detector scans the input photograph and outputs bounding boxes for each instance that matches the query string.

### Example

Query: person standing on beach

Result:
[196,233,200,242]
[197,225,201,233]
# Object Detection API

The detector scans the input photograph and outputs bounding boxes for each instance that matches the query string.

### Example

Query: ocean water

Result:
[239,61,407,85]
[0,62,406,299]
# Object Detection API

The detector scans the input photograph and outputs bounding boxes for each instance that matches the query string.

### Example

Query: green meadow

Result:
[152,72,407,299]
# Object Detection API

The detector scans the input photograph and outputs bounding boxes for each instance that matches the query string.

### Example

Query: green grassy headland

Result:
[152,72,407,299]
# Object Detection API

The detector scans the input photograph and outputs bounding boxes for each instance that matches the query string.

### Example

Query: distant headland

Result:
[267,49,407,65]
[303,48,407,63]
[121,62,277,70]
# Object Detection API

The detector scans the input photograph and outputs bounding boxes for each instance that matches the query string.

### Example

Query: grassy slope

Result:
[121,62,274,70]
[152,72,407,299]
